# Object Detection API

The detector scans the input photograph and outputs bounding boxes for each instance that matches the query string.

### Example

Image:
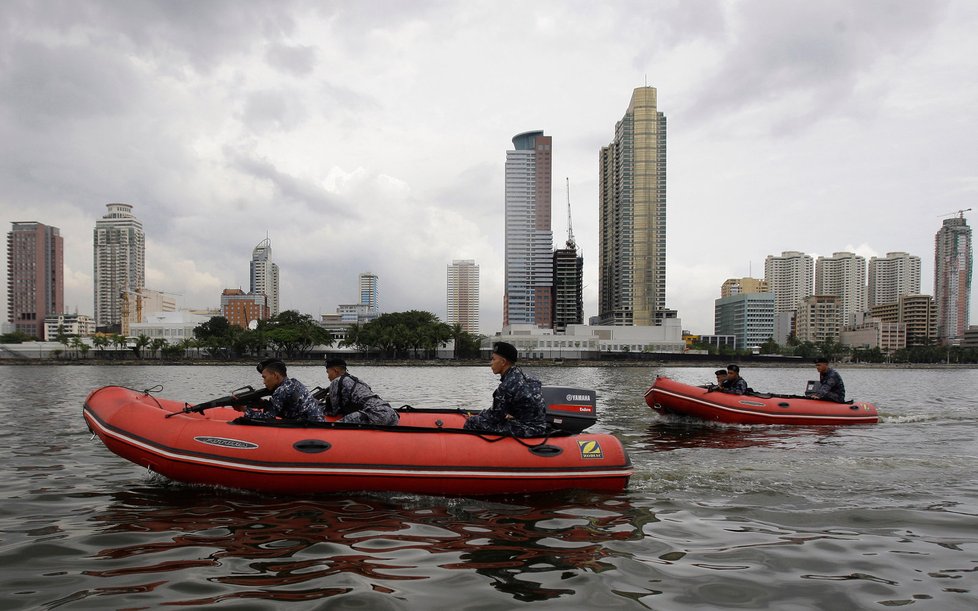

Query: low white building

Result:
[129,311,211,342]
[44,313,97,340]
[485,321,685,360]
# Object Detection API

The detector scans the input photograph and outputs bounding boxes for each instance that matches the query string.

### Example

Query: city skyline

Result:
[1,3,977,335]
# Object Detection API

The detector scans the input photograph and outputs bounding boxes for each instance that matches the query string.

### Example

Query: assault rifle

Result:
[310,386,329,402]
[166,385,271,418]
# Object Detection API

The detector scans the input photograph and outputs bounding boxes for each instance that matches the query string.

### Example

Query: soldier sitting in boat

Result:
[463,342,547,437]
[805,356,846,402]
[236,358,324,423]
[720,364,750,395]
[320,358,399,426]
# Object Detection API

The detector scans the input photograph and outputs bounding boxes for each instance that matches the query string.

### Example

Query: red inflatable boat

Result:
[644,376,879,426]
[83,386,632,496]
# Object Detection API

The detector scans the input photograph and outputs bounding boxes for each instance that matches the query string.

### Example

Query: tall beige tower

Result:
[598,86,667,326]
[447,259,480,334]
[93,203,144,330]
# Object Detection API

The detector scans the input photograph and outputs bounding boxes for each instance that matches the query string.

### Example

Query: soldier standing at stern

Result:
[463,342,547,437]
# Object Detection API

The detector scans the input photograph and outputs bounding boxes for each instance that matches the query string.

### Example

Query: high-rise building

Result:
[504,130,553,328]
[720,277,769,298]
[7,222,64,338]
[93,203,144,331]
[815,251,867,328]
[447,259,480,334]
[868,252,921,308]
[250,238,279,317]
[764,251,813,314]
[553,245,583,334]
[794,295,841,343]
[359,272,379,313]
[714,292,775,351]
[934,214,973,344]
[598,86,667,326]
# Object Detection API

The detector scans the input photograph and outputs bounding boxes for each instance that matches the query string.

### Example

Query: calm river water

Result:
[1,364,976,610]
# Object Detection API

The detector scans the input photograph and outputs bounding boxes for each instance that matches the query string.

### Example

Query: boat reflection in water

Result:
[639,418,840,453]
[77,485,656,606]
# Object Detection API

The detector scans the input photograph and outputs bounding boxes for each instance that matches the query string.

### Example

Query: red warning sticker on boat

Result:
[578,439,603,459]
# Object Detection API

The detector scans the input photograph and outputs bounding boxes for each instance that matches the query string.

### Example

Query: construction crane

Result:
[938,208,972,219]
[565,177,576,250]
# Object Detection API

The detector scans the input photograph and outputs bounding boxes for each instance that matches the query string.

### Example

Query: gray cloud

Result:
[265,43,317,76]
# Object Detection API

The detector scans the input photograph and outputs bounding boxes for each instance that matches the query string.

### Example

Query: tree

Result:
[132,334,152,359]
[263,310,332,358]
[55,325,72,359]
[353,311,454,359]
[0,330,33,344]
[150,337,168,359]
[759,337,780,355]
[91,334,110,358]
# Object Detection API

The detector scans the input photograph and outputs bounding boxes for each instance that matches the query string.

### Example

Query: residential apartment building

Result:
[869,294,938,347]
[794,295,841,343]
[447,259,480,334]
[868,252,921,308]
[7,221,64,338]
[598,86,668,326]
[720,277,768,298]
[503,130,553,328]
[764,251,813,314]
[714,292,775,351]
[93,203,144,330]
[815,251,867,328]
[934,214,972,344]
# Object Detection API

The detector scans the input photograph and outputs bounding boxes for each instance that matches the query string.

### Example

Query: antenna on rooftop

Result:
[565,177,576,250]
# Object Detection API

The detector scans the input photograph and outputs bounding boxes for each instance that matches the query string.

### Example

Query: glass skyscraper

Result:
[503,131,553,328]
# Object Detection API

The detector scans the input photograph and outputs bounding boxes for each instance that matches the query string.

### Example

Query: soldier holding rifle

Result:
[235,358,324,423]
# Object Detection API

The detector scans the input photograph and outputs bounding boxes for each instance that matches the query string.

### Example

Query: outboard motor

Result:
[542,386,597,433]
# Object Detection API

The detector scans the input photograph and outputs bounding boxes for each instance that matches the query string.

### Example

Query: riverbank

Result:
[3,357,976,369]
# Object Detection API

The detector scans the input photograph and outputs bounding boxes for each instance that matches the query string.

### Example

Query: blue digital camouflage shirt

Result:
[812,368,846,402]
[322,373,399,426]
[463,366,547,437]
[245,377,324,422]
[721,376,749,395]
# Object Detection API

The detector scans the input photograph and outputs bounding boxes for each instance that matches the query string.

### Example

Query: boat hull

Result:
[84,386,632,496]
[644,376,879,426]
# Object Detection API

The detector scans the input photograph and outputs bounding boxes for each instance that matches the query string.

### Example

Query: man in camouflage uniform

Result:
[321,358,399,426]
[721,363,749,395]
[806,356,846,402]
[238,359,324,423]
[463,342,547,437]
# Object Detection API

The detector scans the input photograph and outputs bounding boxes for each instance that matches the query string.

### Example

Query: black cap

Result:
[492,342,518,363]
[814,356,830,364]
[257,357,284,373]
[325,357,347,369]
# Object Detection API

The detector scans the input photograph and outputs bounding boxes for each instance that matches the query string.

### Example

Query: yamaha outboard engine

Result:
[542,386,597,433]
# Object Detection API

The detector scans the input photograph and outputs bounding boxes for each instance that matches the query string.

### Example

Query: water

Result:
[1,364,976,609]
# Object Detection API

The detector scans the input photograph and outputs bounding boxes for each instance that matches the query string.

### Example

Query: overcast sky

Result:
[2,0,977,336]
